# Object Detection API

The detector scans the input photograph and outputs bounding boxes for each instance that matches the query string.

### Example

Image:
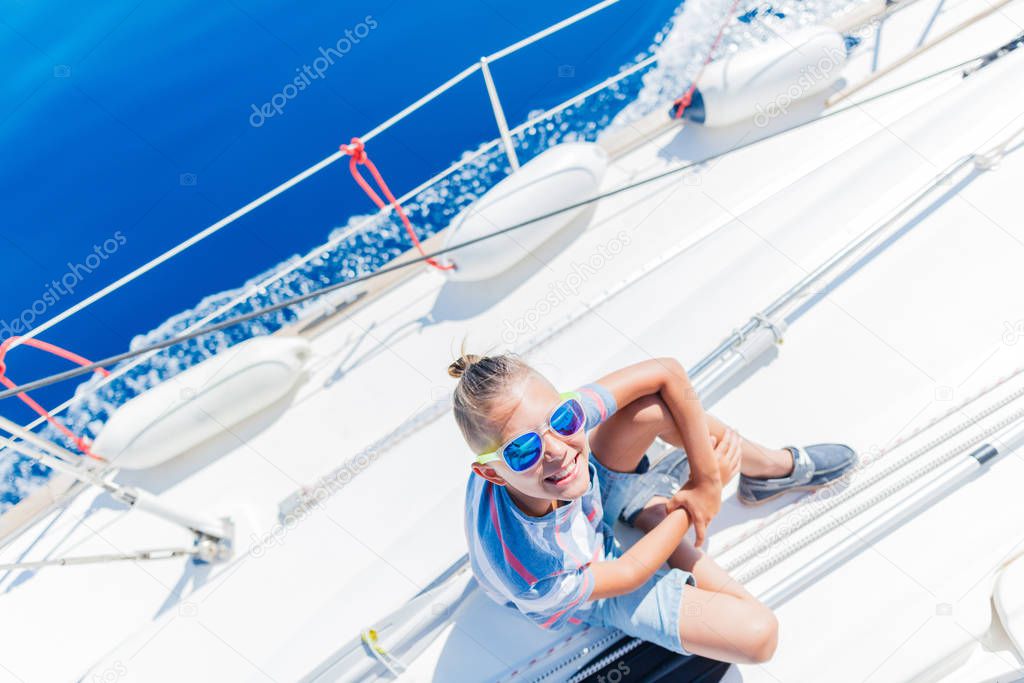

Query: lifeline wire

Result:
[0,52,992,402]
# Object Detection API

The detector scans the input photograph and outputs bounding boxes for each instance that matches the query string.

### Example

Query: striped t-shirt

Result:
[464,383,617,630]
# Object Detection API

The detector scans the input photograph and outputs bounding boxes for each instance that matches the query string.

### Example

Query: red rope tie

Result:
[339,137,454,271]
[0,337,110,461]
[672,88,696,119]
[673,0,744,119]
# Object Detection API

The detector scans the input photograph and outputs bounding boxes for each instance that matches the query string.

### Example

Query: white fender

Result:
[443,143,607,282]
[91,336,311,469]
[690,26,847,127]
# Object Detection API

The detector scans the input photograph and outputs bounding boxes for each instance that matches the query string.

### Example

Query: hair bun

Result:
[448,353,482,379]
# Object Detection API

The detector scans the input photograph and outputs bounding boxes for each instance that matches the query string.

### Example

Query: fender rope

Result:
[0,52,993,403]
[0,337,108,460]
[339,137,455,271]
[672,0,744,119]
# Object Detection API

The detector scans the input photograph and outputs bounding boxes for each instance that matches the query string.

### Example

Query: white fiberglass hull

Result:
[1,1,1023,682]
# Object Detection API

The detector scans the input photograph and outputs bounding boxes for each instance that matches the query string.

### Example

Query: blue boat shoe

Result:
[737,443,858,506]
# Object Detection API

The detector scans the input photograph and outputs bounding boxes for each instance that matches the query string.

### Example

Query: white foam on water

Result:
[611,0,872,128]
[0,0,870,510]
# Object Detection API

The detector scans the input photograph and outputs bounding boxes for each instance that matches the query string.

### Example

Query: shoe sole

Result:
[737,482,832,507]
[738,450,859,507]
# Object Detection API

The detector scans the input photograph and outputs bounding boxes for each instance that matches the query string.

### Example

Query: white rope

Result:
[733,406,1024,583]
[9,0,622,352]
[714,366,1024,561]
[280,163,804,517]
[9,0,627,354]
[362,0,628,141]
[1,0,650,454]
[490,627,616,683]
[496,375,1024,683]
[361,63,482,143]
[507,55,658,139]
[562,636,640,683]
[487,0,623,63]
[9,149,347,353]
[2,142,515,460]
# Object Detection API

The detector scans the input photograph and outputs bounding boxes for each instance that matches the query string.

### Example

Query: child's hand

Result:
[711,430,741,484]
[666,428,739,546]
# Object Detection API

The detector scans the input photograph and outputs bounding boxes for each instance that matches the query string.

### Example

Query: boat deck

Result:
[1,0,1023,680]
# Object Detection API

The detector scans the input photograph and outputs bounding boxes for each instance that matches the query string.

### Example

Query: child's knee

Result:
[743,605,778,663]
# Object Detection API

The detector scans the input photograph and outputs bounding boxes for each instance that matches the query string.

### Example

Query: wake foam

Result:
[0,0,868,511]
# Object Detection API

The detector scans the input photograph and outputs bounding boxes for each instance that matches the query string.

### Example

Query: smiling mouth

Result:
[545,452,581,486]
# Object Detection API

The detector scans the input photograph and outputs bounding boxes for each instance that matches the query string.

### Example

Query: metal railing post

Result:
[479,56,521,172]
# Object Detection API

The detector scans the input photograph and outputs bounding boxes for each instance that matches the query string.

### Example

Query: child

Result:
[451,352,856,663]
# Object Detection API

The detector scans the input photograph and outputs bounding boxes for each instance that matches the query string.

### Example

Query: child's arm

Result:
[591,357,722,545]
[589,507,691,599]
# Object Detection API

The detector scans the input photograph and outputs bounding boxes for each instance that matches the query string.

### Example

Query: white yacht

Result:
[2,0,1024,680]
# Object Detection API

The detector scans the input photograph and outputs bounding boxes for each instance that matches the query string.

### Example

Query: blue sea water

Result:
[0,0,861,509]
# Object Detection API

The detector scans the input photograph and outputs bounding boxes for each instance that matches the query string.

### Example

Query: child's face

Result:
[472,373,591,509]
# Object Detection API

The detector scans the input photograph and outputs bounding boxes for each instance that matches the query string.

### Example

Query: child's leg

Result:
[590,393,793,478]
[675,570,778,664]
[588,394,676,473]
[704,414,793,480]
[634,497,778,664]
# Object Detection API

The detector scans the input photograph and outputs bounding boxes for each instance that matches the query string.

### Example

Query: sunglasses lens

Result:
[503,432,543,471]
[551,398,585,436]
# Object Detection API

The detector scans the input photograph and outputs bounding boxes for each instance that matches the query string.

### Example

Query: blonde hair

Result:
[448,350,533,454]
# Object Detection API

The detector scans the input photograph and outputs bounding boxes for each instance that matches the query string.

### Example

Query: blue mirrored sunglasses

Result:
[474,392,586,472]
